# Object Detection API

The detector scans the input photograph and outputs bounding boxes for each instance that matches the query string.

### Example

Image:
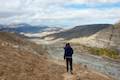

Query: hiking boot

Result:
[70,71,73,74]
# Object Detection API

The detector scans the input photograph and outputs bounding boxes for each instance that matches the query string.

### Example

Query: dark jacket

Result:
[64,46,73,59]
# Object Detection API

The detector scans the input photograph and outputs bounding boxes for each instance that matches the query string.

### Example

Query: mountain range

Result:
[42,24,112,40]
[0,23,63,33]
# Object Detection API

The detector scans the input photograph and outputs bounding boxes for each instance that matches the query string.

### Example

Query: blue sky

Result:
[0,0,120,28]
[65,3,120,9]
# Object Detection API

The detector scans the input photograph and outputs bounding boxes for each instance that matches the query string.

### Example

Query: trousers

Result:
[66,58,73,72]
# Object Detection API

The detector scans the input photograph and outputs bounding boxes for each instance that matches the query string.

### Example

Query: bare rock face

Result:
[93,26,114,48]
[94,22,120,51]
[110,23,120,50]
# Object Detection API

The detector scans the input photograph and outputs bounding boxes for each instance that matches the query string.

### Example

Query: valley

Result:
[0,31,115,80]
[0,0,120,80]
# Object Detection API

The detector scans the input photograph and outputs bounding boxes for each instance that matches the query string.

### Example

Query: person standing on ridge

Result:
[64,43,74,74]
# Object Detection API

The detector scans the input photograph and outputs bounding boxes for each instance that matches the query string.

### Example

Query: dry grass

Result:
[0,46,65,80]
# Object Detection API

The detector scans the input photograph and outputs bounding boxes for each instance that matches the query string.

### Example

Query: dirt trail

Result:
[50,59,113,80]
[62,67,112,80]
[62,66,112,80]
[63,73,75,80]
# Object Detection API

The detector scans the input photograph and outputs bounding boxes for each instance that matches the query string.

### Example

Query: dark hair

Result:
[66,43,70,47]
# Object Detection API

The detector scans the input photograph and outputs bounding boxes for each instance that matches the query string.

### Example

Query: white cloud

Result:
[0,0,120,27]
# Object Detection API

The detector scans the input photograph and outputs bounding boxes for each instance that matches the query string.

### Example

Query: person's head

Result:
[65,43,71,47]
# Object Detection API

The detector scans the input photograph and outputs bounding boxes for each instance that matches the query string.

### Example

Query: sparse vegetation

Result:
[87,47,120,59]
[69,43,119,59]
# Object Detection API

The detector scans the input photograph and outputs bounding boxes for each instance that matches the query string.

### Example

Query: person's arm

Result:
[64,48,66,59]
[71,48,73,54]
[64,54,65,59]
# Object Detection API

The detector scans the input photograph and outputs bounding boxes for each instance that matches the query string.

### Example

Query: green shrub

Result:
[87,47,119,59]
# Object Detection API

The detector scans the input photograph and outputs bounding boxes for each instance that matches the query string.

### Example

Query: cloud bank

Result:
[0,0,120,27]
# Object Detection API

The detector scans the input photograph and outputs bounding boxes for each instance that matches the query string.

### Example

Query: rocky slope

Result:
[95,22,120,50]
